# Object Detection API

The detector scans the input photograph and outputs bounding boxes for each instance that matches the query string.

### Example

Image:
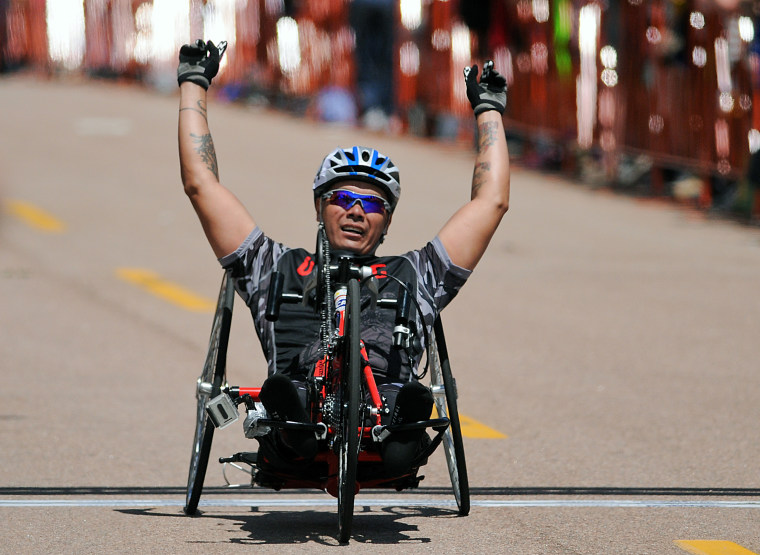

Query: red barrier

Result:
[2,0,757,218]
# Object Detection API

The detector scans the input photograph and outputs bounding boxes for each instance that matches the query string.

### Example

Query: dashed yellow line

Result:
[4,199,66,232]
[435,407,507,439]
[675,540,759,555]
[116,268,215,313]
[458,413,507,439]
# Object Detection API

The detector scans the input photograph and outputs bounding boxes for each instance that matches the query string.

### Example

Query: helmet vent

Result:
[361,150,370,162]
[333,166,390,183]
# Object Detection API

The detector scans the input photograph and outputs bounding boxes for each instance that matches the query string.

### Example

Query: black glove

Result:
[177,39,227,90]
[464,60,507,116]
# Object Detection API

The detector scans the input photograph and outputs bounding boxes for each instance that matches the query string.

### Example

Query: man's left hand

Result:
[464,60,507,116]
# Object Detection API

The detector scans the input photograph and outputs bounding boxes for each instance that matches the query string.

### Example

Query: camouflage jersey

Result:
[219,227,471,384]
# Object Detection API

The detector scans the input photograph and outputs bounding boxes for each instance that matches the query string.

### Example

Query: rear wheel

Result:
[337,279,362,542]
[431,317,470,516]
[184,272,234,515]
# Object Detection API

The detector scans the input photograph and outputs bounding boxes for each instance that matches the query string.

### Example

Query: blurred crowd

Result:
[1,0,759,221]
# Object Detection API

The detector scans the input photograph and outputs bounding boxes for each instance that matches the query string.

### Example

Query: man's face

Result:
[317,181,392,255]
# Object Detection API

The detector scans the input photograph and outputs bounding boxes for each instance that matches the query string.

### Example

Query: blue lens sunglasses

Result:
[322,189,391,215]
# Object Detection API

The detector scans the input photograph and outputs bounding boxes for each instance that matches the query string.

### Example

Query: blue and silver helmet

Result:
[313,146,401,211]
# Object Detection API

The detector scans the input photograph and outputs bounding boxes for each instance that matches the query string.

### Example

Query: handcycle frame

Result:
[183,251,470,542]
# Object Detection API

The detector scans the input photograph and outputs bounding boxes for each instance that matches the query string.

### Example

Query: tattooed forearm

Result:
[472,161,491,196]
[477,121,499,152]
[179,99,208,121]
[190,132,219,179]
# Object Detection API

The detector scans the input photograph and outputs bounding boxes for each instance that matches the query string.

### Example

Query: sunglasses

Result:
[322,189,390,215]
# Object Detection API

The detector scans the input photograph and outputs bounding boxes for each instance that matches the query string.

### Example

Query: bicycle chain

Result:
[318,224,335,354]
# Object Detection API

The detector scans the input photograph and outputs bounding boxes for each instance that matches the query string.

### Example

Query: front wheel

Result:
[184,272,234,515]
[337,278,362,542]
[431,317,470,516]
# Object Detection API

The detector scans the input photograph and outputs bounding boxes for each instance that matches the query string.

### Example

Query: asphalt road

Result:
[1,74,760,554]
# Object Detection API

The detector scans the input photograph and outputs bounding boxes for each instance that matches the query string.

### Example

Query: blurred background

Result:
[1,0,759,220]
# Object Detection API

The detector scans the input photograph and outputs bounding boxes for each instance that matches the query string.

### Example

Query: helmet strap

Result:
[316,198,325,225]
[378,221,389,245]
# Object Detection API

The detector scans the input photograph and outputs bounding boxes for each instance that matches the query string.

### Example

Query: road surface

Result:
[1,74,759,554]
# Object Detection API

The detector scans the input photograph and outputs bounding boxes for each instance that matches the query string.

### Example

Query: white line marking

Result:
[1,499,760,509]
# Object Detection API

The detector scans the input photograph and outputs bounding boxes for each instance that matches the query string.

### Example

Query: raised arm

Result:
[177,40,255,259]
[438,61,510,271]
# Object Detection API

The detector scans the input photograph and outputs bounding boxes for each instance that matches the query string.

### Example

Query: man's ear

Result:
[315,198,321,222]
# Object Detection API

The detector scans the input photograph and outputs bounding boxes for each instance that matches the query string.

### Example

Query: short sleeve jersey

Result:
[220,227,471,384]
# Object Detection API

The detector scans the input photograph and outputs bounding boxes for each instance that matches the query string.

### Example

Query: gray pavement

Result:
[1,74,760,554]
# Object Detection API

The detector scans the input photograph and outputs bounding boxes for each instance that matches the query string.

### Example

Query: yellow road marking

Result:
[435,407,507,439]
[116,268,215,313]
[675,540,759,555]
[5,199,66,232]
[459,413,507,439]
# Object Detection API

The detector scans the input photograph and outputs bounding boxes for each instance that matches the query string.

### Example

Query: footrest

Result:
[258,419,328,438]
[371,417,449,442]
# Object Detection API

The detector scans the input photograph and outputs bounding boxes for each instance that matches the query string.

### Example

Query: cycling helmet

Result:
[313,146,401,211]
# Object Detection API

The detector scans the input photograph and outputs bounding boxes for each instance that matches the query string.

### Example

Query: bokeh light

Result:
[749,129,760,154]
[649,114,664,134]
[601,68,618,87]
[690,11,705,30]
[399,41,420,76]
[719,92,734,113]
[532,0,549,23]
[692,46,707,67]
[600,46,617,69]
[46,0,85,70]
[276,16,300,74]
[577,3,600,149]
[738,16,754,42]
[400,0,422,31]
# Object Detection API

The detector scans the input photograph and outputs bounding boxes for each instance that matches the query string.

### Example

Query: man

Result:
[177,40,509,476]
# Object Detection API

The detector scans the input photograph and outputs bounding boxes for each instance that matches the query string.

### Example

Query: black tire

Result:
[337,279,362,542]
[184,272,235,515]
[432,317,470,516]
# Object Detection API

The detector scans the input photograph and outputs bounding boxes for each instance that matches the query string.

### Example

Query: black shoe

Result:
[259,373,307,421]
[259,374,317,460]
[390,381,433,425]
[381,433,419,477]
[382,382,434,477]
[280,429,318,461]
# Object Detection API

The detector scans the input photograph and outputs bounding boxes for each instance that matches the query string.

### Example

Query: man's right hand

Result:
[177,39,228,90]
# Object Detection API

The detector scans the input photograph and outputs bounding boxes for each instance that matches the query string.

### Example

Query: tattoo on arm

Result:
[477,121,499,152]
[179,99,208,122]
[190,132,219,179]
[472,161,491,196]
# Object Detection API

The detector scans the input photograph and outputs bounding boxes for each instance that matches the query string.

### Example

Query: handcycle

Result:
[182,228,470,543]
